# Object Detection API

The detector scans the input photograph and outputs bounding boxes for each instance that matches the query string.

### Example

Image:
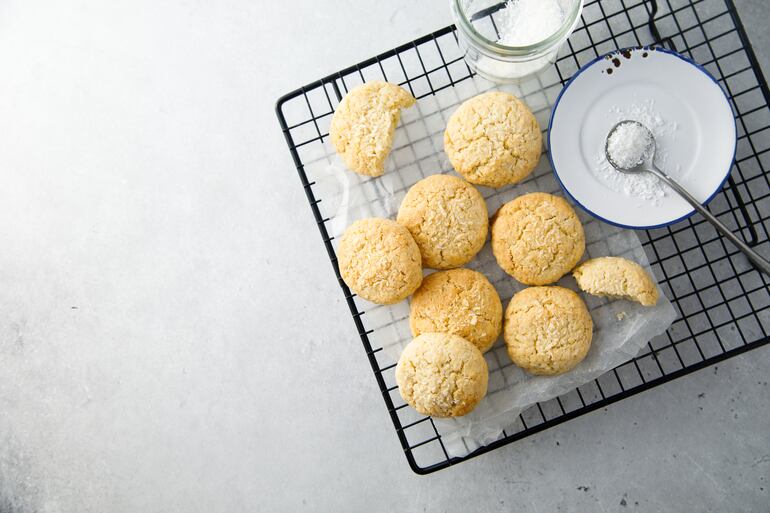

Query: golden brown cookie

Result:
[491,192,585,285]
[337,218,422,304]
[409,269,502,352]
[444,91,542,188]
[329,81,415,177]
[504,286,593,376]
[573,256,659,306]
[396,174,488,269]
[396,332,488,417]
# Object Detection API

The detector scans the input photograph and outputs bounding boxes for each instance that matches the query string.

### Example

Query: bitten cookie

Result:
[444,91,542,188]
[396,332,488,417]
[491,192,585,285]
[329,81,415,177]
[573,256,659,306]
[504,286,593,376]
[337,218,422,304]
[397,174,488,269]
[410,269,502,353]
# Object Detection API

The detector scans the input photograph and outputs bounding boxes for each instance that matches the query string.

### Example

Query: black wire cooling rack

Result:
[276,0,770,474]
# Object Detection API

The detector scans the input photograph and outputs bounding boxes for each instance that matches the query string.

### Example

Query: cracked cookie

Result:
[504,286,593,375]
[444,91,542,188]
[397,174,488,269]
[337,218,422,305]
[410,268,502,353]
[396,332,488,417]
[329,81,415,177]
[573,256,659,306]
[491,192,585,285]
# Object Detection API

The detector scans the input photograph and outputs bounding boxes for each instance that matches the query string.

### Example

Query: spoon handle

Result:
[646,166,770,276]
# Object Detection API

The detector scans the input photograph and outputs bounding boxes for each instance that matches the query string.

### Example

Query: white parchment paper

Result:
[299,69,677,458]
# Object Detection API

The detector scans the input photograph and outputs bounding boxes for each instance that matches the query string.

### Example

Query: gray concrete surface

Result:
[0,1,767,512]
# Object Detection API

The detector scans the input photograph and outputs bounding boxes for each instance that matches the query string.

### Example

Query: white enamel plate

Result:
[548,47,737,229]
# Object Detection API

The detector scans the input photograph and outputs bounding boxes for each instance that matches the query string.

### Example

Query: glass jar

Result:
[451,0,584,83]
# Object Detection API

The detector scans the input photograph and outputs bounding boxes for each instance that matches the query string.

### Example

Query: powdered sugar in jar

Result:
[452,0,583,82]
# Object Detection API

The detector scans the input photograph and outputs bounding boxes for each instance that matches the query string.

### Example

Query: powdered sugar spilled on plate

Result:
[594,99,679,204]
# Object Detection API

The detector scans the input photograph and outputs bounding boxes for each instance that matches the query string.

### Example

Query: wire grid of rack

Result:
[275,0,770,474]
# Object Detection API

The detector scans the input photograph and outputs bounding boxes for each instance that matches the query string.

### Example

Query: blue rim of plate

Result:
[546,46,738,230]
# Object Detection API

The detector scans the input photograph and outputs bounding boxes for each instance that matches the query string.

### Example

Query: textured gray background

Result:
[0,1,767,512]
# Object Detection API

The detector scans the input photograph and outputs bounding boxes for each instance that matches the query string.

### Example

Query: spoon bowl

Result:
[605,120,656,172]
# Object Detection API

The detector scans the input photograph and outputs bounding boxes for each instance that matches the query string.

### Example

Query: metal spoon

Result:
[605,120,770,276]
